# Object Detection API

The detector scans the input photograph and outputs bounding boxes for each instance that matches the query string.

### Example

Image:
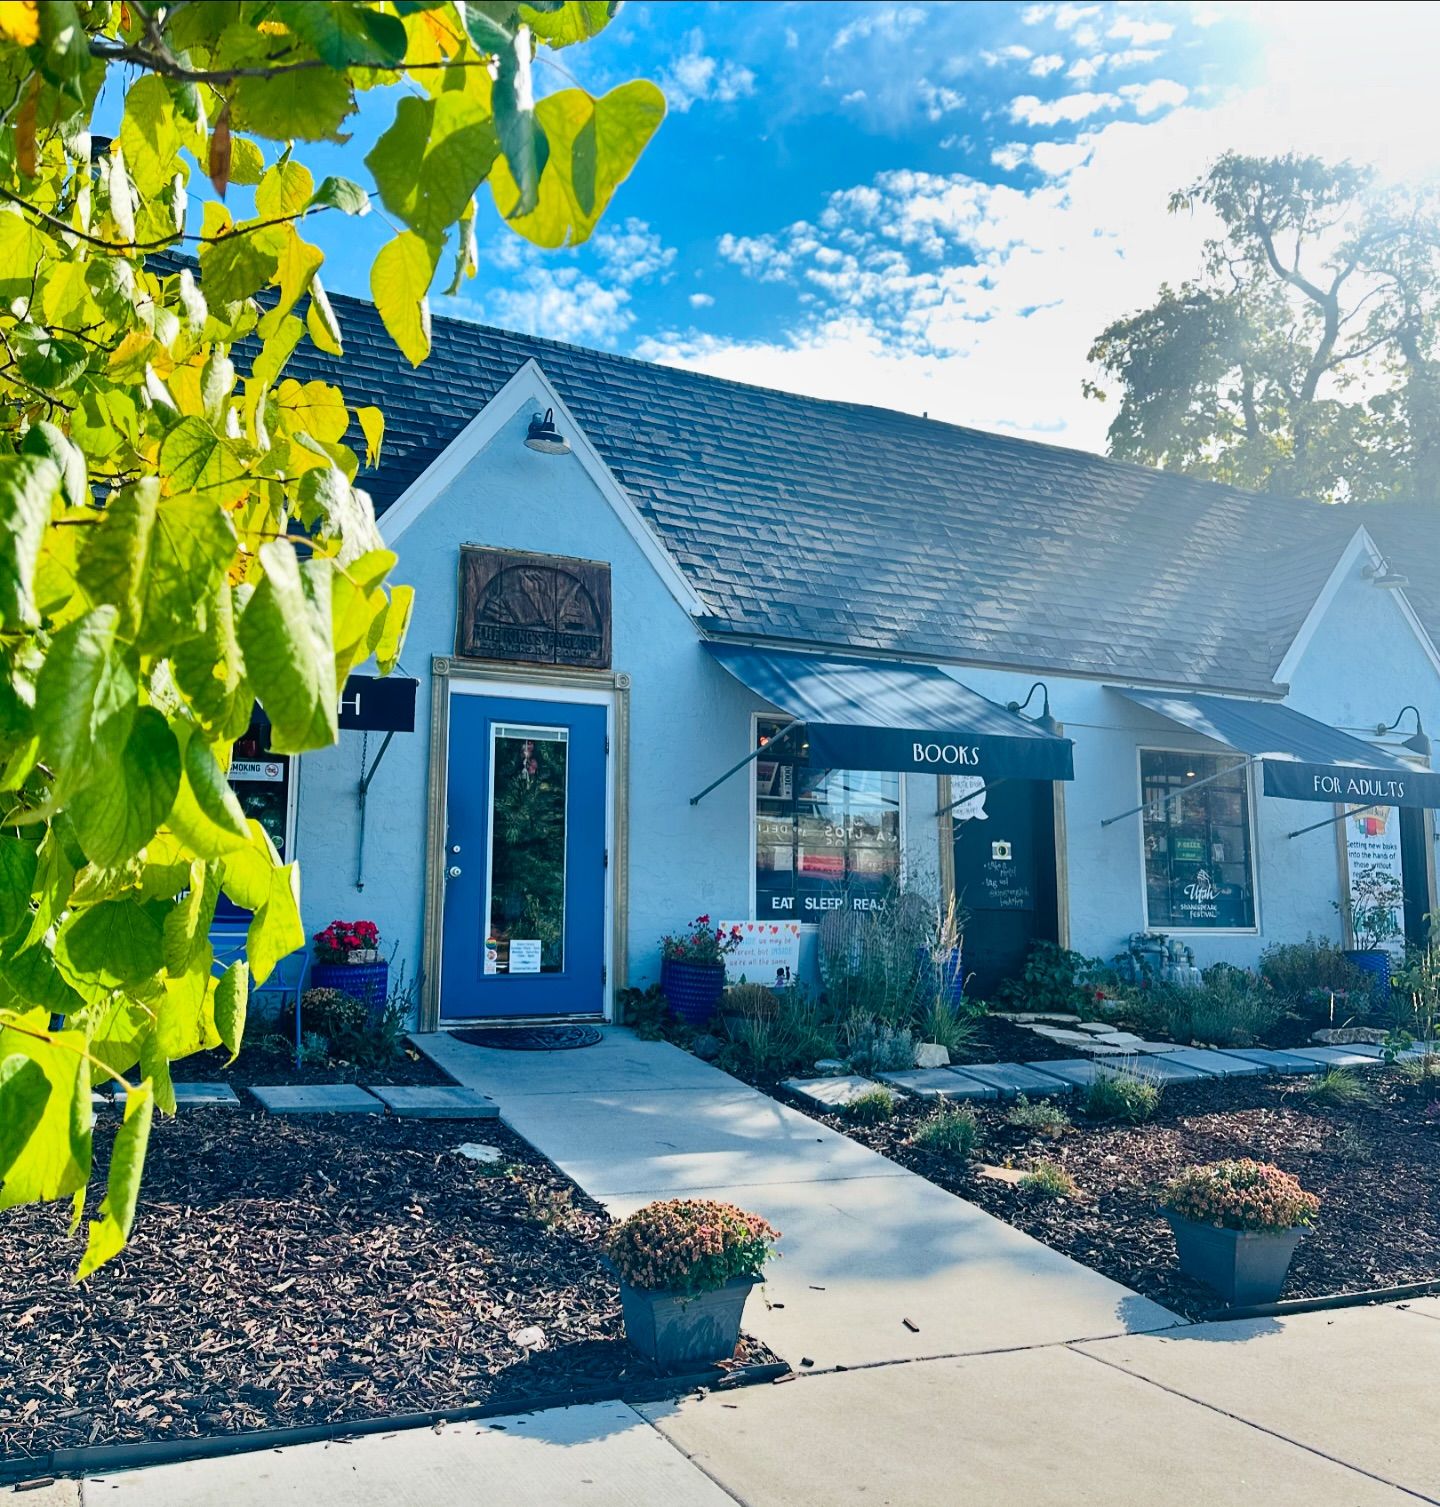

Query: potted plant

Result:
[606,1198,779,1368]
[1161,1159,1319,1307]
[310,919,389,1016]
[1336,864,1405,1001]
[660,916,743,1028]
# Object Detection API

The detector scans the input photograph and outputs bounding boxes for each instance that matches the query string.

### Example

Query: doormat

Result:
[452,1025,604,1051]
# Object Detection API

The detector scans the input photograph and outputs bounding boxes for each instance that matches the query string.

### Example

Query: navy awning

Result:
[706,643,1074,780]
[1112,687,1440,809]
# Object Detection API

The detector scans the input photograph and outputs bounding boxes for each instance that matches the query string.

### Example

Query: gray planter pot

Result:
[618,1274,756,1369]
[1166,1212,1304,1307]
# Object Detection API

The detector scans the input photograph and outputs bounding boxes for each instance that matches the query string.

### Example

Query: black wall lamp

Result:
[524,407,570,455]
[1007,681,1059,736]
[1376,704,1432,759]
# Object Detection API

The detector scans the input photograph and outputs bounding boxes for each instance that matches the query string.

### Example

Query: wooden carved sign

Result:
[456,546,612,669]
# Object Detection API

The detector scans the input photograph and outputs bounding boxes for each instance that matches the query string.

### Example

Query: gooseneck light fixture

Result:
[524,408,570,455]
[1362,559,1409,590]
[1007,681,1059,737]
[1375,704,1432,759]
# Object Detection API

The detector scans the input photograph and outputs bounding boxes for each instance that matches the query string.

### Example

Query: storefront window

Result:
[754,718,901,920]
[1140,750,1256,929]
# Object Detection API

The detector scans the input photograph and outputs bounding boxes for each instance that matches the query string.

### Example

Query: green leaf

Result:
[522,1,616,47]
[55,898,165,991]
[231,66,355,143]
[248,861,303,987]
[305,275,344,356]
[308,176,371,216]
[77,480,158,641]
[357,406,384,467]
[145,495,239,655]
[373,585,414,675]
[0,836,38,944]
[219,819,281,912]
[371,231,437,366]
[119,74,184,199]
[0,1010,90,1211]
[367,93,499,244]
[162,860,213,975]
[489,80,664,248]
[13,324,90,395]
[170,583,249,742]
[34,608,137,805]
[199,228,281,306]
[0,942,86,1015]
[159,417,250,506]
[210,130,265,187]
[237,542,338,753]
[166,727,251,858]
[21,421,86,510]
[297,466,385,565]
[280,2,409,68]
[70,707,181,871]
[493,30,548,218]
[215,960,248,1062]
[459,4,516,52]
[0,1054,52,1186]
[76,1078,153,1280]
[0,453,60,631]
[255,159,315,219]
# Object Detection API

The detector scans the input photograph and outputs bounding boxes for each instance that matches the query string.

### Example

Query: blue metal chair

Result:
[210,923,308,1068]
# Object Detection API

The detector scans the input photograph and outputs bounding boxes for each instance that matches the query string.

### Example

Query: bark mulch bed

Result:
[175,1039,449,1088]
[0,1111,777,1464]
[779,1071,1440,1320]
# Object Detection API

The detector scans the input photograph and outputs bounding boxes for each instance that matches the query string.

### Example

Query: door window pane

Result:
[755,718,901,920]
[487,725,568,972]
[1141,750,1256,929]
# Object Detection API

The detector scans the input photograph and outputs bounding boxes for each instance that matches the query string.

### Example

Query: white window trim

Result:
[748,710,908,927]
[1135,743,1262,936]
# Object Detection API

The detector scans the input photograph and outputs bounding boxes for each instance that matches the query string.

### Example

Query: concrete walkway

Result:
[23,1303,1440,1505]
[416,1027,1177,1368]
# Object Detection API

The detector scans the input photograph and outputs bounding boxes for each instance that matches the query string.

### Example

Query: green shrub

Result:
[1083,1068,1161,1123]
[845,1086,898,1123]
[1006,1094,1070,1138]
[1162,1159,1318,1231]
[1303,1066,1373,1108]
[917,997,982,1056]
[300,987,368,1041]
[723,985,838,1077]
[999,941,1102,1015]
[723,981,780,1016]
[1146,974,1283,1047]
[1395,1052,1440,1086]
[844,1020,916,1074]
[1019,1159,1078,1199]
[910,1104,982,1159]
[1260,937,1365,1007]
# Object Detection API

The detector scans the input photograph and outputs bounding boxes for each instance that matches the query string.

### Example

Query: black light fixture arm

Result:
[1375,704,1431,759]
[1007,681,1051,720]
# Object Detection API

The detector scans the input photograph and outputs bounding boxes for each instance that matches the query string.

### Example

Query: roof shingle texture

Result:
[273,285,1430,695]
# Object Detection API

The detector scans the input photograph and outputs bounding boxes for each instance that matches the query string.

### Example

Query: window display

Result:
[1140,750,1256,929]
[754,718,901,919]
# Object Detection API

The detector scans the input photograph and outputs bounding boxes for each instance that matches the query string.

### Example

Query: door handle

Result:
[447,865,462,879]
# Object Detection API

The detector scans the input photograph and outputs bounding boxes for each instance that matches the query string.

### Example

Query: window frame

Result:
[1135,743,1261,936]
[748,711,908,926]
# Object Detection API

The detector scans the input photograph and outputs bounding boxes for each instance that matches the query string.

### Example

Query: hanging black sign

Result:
[1262,760,1440,810]
[339,674,418,733]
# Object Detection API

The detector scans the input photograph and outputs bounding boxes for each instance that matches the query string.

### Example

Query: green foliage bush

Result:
[1083,1068,1161,1123]
[1006,1095,1070,1138]
[910,1104,982,1160]
[1160,972,1283,1047]
[1260,937,1366,1008]
[1303,1066,1373,1108]
[845,1086,898,1124]
[722,986,838,1078]
[1019,1159,1079,1199]
[999,941,1102,1015]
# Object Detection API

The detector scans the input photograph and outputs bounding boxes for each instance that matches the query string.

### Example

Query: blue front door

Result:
[441,695,608,1019]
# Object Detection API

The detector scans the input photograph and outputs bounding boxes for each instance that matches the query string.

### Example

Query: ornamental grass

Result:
[606,1198,779,1295]
[1161,1159,1319,1232]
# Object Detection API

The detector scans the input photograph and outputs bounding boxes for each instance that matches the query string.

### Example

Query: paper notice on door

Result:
[508,939,542,974]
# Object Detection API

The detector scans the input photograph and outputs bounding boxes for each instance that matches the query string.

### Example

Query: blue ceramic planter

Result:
[1344,948,1392,1004]
[310,959,390,1018]
[662,959,726,1028]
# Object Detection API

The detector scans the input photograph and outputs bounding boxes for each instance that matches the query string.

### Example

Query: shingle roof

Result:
[271,285,1430,695]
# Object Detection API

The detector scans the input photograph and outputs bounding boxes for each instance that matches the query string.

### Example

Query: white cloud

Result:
[919,80,966,119]
[1029,52,1066,76]
[1108,16,1175,44]
[1009,90,1121,125]
[832,5,924,50]
[659,30,756,112]
[689,292,715,309]
[1054,3,1101,28]
[1067,54,1105,80]
[1108,47,1162,68]
[982,43,1034,64]
[1117,79,1189,114]
[991,142,1029,171]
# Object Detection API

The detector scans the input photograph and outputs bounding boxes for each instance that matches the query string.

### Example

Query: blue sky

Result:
[274,3,1440,450]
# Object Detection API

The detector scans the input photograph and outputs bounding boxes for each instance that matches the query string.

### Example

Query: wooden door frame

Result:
[419,655,631,1031]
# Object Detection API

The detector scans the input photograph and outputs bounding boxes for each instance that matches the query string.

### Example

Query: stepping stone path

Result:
[250,1084,384,1115]
[1219,1047,1324,1075]
[875,1068,998,1100]
[100,1082,242,1109]
[1288,1045,1387,1069]
[949,1062,1076,1098]
[1153,1047,1266,1078]
[782,1075,882,1110]
[368,1085,498,1119]
[1025,1059,1106,1089]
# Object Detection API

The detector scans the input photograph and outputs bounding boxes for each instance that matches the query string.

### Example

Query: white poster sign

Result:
[230,759,285,783]
[720,921,802,986]
[507,939,543,975]
[1344,805,1406,958]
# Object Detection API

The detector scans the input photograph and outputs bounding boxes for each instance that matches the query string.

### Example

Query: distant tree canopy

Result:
[1086,153,1440,504]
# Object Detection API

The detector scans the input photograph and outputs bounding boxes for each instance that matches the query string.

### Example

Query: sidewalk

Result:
[416,1028,1176,1368]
